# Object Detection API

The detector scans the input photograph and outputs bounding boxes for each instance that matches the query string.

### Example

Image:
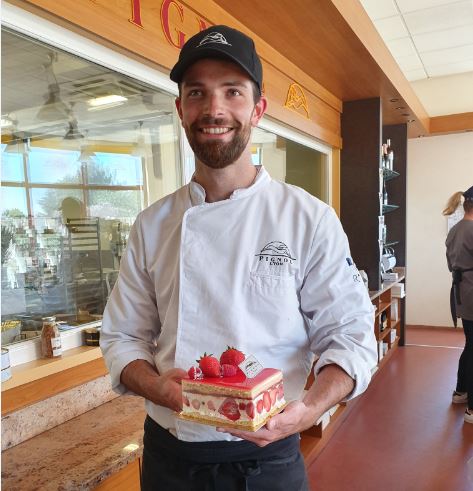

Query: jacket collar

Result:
[188,165,270,206]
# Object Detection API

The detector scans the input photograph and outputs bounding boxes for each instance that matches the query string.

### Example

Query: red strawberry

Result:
[218,398,241,421]
[221,364,238,377]
[191,399,200,410]
[256,399,264,414]
[187,366,203,379]
[197,353,221,377]
[220,346,245,367]
[263,391,271,412]
[246,402,255,419]
[207,400,216,411]
[238,402,247,410]
[277,383,284,400]
[183,396,190,407]
[270,388,278,405]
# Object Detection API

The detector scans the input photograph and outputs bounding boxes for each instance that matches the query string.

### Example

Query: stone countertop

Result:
[1,396,147,491]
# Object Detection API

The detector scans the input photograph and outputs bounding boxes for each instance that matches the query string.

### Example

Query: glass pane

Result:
[1,148,24,182]
[30,187,83,219]
[86,152,143,186]
[28,147,82,184]
[251,127,328,202]
[1,28,181,348]
[1,186,28,217]
[88,189,143,218]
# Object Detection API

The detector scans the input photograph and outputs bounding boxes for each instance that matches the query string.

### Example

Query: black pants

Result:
[456,318,473,409]
[141,416,309,491]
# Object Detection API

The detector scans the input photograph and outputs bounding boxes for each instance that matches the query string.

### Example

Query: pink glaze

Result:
[183,368,280,389]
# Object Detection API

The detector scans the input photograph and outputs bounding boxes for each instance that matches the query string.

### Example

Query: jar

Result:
[41,316,62,358]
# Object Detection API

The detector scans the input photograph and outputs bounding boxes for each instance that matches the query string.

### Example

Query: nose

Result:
[203,93,224,118]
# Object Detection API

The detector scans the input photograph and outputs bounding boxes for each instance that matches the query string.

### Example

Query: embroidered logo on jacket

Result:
[255,241,296,265]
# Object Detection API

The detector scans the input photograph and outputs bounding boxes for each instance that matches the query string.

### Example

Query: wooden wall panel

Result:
[16,0,342,147]
[430,112,473,135]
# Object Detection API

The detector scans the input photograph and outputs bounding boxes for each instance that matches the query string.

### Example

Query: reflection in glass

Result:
[1,28,181,348]
[1,150,24,182]
[251,127,328,203]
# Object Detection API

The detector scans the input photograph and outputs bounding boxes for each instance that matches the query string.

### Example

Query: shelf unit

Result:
[301,270,406,464]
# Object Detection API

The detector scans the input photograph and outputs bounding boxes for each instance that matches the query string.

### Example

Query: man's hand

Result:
[217,400,318,447]
[120,360,187,412]
[217,364,355,447]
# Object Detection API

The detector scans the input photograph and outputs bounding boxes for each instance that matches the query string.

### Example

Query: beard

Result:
[184,116,252,170]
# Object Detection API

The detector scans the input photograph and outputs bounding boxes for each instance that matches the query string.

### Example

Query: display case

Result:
[1,216,123,346]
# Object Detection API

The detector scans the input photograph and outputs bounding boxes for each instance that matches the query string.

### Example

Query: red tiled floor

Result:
[307,329,473,491]
[406,326,465,348]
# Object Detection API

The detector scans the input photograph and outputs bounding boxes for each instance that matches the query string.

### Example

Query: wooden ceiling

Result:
[214,0,431,138]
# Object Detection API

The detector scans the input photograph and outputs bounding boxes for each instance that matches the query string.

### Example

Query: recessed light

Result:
[390,98,399,102]
[87,95,128,107]
[407,119,416,123]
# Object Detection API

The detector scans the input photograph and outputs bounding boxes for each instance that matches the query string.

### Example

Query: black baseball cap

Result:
[170,25,263,94]
[464,186,473,200]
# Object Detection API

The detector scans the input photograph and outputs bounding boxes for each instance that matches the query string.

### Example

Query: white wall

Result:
[407,132,473,327]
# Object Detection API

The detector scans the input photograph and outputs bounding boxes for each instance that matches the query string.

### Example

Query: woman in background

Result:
[444,186,473,424]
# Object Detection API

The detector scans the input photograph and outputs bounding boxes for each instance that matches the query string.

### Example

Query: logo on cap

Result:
[198,32,232,47]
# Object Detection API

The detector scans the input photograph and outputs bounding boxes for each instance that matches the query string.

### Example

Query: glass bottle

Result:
[41,316,62,358]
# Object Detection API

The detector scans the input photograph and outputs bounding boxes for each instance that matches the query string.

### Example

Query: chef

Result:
[100,25,377,490]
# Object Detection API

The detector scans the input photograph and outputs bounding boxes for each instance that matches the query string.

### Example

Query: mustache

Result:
[191,117,241,129]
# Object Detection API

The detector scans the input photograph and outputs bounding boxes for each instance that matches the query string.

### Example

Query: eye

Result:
[228,88,241,96]
[187,89,202,97]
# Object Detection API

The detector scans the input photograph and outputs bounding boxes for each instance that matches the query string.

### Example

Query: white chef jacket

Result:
[100,166,377,442]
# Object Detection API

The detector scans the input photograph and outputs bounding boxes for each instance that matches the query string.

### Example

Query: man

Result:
[100,25,377,490]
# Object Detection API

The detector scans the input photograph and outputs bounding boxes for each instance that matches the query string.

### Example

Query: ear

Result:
[250,96,267,127]
[175,97,183,122]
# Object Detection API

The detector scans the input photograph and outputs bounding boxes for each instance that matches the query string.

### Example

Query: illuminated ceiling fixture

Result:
[131,121,147,158]
[36,53,70,122]
[87,94,127,111]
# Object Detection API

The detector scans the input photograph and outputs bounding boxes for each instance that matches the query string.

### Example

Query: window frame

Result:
[2,4,188,366]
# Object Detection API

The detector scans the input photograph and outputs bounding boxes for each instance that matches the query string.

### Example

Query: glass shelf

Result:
[382,204,399,214]
[382,168,400,182]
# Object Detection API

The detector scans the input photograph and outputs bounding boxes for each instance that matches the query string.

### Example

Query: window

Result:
[251,126,330,203]
[1,28,182,349]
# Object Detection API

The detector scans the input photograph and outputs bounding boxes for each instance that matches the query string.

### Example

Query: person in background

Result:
[100,25,377,490]
[444,186,473,424]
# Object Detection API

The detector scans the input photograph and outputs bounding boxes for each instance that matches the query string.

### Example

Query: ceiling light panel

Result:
[359,0,399,20]
[402,1,473,35]
[374,15,410,40]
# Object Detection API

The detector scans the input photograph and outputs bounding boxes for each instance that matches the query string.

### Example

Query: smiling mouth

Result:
[200,127,233,135]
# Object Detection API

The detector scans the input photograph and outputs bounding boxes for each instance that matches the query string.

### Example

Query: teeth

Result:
[202,127,231,134]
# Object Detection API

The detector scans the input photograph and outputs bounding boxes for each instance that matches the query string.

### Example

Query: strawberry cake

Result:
[179,368,286,431]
